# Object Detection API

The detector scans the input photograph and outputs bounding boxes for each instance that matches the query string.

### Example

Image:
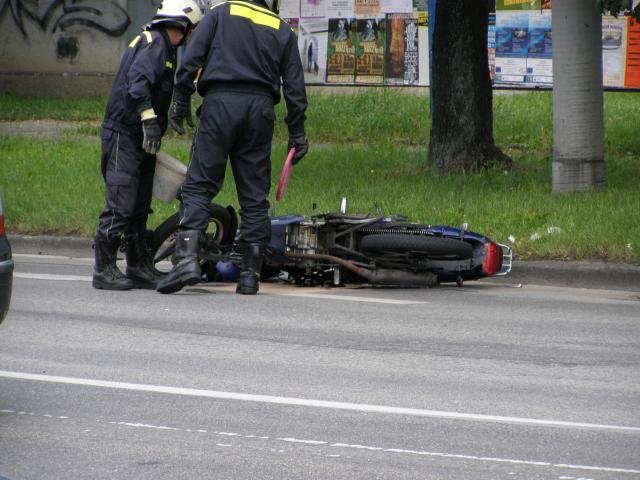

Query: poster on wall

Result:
[495,0,540,10]
[602,15,628,87]
[326,18,356,82]
[381,0,413,14]
[495,11,530,83]
[354,0,381,17]
[327,0,354,18]
[525,10,552,84]
[280,0,302,20]
[354,18,386,83]
[299,18,328,83]
[385,13,419,84]
[301,0,327,18]
[417,16,429,85]
[488,12,497,81]
[625,16,640,87]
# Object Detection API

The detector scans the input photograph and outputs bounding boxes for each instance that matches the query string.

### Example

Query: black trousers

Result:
[97,128,156,240]
[179,91,275,244]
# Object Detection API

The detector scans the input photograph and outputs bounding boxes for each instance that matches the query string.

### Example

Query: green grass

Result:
[0,90,638,263]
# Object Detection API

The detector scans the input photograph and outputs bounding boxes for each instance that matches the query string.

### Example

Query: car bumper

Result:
[0,258,14,324]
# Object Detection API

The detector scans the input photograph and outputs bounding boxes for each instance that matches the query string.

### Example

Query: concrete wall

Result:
[0,1,157,97]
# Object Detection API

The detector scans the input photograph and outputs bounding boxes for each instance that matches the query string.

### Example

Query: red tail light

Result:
[0,213,4,236]
[483,241,503,276]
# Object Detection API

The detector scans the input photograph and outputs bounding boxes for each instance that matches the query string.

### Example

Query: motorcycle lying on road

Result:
[150,198,512,288]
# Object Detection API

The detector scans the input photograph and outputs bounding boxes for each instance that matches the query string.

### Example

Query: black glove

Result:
[169,91,194,135]
[142,117,162,154]
[287,134,309,165]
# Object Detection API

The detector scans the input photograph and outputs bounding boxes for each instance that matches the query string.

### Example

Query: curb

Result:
[8,234,640,292]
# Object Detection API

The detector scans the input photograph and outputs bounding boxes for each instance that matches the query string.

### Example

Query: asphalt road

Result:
[0,248,639,480]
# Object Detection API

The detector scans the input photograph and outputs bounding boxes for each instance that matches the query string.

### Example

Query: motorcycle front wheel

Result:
[360,234,473,259]
[150,203,237,275]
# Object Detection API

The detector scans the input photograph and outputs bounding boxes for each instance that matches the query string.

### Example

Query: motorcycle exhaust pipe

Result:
[285,252,438,288]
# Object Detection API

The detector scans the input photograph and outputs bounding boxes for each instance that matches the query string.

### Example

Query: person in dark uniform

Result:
[157,0,309,295]
[93,0,204,291]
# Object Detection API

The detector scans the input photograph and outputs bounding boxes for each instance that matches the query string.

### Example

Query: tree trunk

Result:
[552,0,605,192]
[428,0,511,171]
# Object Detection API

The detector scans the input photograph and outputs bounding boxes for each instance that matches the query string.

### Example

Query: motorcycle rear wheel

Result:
[360,234,473,259]
[150,203,236,275]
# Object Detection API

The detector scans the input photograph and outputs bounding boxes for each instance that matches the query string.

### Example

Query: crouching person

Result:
[93,0,204,290]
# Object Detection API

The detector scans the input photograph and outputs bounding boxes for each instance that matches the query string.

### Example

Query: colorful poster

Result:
[488,12,497,82]
[301,0,326,18]
[602,15,628,87]
[354,18,386,83]
[299,18,328,83]
[354,0,381,17]
[385,13,419,85]
[495,11,530,83]
[326,18,356,82]
[625,16,640,88]
[525,10,552,84]
[496,0,541,10]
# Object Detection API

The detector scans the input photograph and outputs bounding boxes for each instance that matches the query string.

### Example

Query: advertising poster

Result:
[326,18,356,82]
[354,0,381,17]
[525,11,552,85]
[417,23,429,85]
[385,13,419,84]
[381,0,413,14]
[299,18,328,83]
[602,15,628,87]
[496,0,540,10]
[488,12,497,82]
[327,0,354,18]
[495,11,530,83]
[280,0,302,19]
[354,18,386,83]
[301,0,326,18]
[625,16,640,88]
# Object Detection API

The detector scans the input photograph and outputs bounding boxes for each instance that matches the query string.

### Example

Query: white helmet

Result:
[151,0,205,30]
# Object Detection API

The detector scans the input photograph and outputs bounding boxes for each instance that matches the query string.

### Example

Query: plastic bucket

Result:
[153,152,187,203]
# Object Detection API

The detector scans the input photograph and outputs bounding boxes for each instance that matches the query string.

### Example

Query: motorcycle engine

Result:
[286,222,318,254]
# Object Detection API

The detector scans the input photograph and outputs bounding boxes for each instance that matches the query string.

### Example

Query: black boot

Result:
[236,242,264,295]
[124,233,159,289]
[156,230,202,294]
[93,234,133,290]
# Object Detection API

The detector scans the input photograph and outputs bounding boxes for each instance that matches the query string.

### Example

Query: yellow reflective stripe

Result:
[143,31,153,43]
[229,3,280,30]
[128,35,140,48]
[166,60,174,69]
[140,108,157,121]
[227,0,274,15]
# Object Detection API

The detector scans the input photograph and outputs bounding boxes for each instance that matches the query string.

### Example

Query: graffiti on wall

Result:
[0,0,132,38]
[0,0,135,63]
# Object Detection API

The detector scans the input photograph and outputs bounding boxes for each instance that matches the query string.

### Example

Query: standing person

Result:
[157,0,309,295]
[93,0,204,290]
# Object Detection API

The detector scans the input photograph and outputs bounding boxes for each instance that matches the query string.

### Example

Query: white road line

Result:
[13,272,426,304]
[282,292,427,304]
[14,272,91,282]
[1,370,638,434]
[13,253,93,261]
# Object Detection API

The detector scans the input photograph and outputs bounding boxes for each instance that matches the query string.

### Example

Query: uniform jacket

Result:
[103,28,177,137]
[175,0,307,135]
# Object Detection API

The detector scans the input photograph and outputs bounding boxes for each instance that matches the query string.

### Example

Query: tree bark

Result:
[428,0,511,171]
[552,0,605,192]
